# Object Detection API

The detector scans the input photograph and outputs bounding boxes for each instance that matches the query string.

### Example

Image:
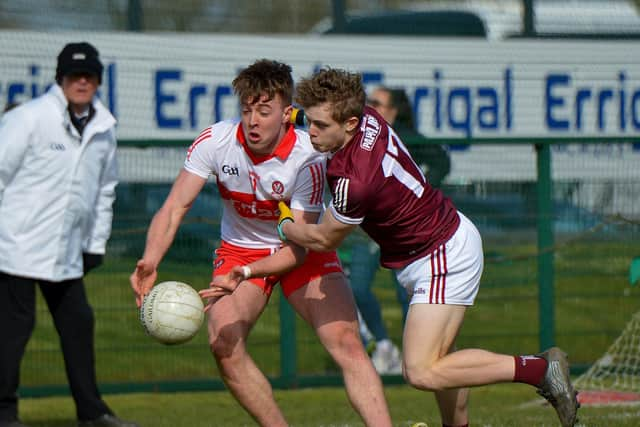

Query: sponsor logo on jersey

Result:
[218,183,279,220]
[50,143,66,151]
[360,114,381,151]
[231,200,279,220]
[222,164,239,176]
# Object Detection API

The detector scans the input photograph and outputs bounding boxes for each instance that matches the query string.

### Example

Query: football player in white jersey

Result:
[130,60,392,427]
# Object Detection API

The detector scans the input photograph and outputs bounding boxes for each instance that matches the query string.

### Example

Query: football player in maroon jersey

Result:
[211,68,579,427]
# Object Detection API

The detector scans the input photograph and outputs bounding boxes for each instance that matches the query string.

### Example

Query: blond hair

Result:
[295,68,365,123]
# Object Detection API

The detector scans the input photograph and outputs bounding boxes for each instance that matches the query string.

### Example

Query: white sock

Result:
[376,339,393,351]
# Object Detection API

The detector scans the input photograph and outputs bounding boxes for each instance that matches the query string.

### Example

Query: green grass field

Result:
[18,384,640,426]
[16,228,640,426]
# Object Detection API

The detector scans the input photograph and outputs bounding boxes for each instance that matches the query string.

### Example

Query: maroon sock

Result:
[513,355,548,386]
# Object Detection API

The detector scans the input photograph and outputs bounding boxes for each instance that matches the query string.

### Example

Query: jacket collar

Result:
[48,84,116,137]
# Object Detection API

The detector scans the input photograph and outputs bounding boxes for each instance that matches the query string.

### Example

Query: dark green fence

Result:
[20,138,640,397]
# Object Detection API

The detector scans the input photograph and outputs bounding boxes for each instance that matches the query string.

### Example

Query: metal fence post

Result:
[279,290,297,387]
[536,142,555,350]
[331,0,346,33]
[128,0,143,31]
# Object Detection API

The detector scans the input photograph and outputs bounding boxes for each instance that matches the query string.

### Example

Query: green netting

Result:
[18,139,640,396]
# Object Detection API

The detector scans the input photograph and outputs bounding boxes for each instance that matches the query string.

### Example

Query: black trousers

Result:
[0,272,110,422]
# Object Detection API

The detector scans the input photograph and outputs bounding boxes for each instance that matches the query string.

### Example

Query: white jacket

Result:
[0,84,117,281]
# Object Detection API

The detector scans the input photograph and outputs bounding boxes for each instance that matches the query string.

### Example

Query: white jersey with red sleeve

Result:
[184,120,325,249]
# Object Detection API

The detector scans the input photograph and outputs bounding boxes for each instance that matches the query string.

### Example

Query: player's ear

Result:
[283,105,293,125]
[344,116,360,133]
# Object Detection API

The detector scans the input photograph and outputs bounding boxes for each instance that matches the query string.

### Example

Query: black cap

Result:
[55,42,103,84]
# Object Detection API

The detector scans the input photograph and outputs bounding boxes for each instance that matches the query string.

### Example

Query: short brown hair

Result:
[295,68,365,123]
[232,59,293,105]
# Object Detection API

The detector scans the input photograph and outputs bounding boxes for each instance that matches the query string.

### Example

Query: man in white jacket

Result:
[0,42,136,427]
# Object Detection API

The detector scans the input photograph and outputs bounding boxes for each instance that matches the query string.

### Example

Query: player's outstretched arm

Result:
[281,205,355,252]
[199,243,304,310]
[130,169,207,307]
[235,240,306,282]
[199,203,312,307]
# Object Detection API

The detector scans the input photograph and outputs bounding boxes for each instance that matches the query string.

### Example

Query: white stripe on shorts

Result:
[429,244,447,304]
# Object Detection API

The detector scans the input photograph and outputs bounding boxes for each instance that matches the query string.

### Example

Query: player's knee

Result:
[338,326,363,353]
[209,328,243,360]
[328,326,367,363]
[403,363,445,391]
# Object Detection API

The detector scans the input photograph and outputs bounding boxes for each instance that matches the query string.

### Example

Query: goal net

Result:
[574,310,640,404]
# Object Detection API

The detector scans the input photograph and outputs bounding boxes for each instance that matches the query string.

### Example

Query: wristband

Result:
[277,201,294,241]
[277,217,293,241]
[241,265,252,280]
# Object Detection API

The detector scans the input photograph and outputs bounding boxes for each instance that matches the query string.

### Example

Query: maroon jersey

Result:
[326,106,460,269]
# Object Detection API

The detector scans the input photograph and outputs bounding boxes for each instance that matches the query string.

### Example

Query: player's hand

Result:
[199,287,224,312]
[198,271,245,311]
[130,259,157,308]
[277,201,294,241]
[198,275,237,299]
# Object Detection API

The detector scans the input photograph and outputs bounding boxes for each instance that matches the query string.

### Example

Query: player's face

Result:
[367,89,396,124]
[240,93,291,155]
[305,102,355,153]
[62,72,99,113]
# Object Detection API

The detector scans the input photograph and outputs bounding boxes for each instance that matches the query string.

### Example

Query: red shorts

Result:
[213,241,343,297]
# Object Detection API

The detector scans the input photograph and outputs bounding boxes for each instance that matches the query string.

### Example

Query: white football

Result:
[140,281,204,345]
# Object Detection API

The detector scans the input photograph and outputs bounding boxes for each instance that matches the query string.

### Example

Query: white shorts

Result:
[393,212,483,306]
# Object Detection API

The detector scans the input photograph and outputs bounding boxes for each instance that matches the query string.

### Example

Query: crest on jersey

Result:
[271,180,285,198]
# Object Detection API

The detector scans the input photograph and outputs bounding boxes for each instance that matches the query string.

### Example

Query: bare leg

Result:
[403,303,515,425]
[435,344,470,426]
[435,383,469,426]
[288,272,393,427]
[208,282,287,427]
